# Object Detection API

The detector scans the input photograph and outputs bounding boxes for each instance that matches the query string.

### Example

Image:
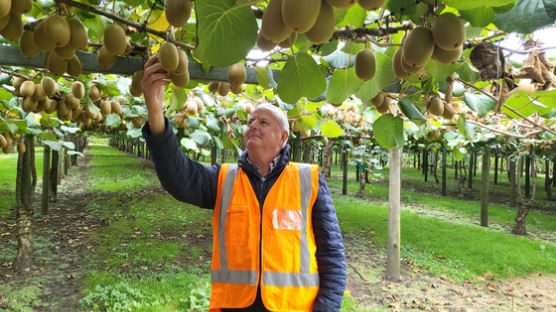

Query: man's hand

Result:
[141,55,170,135]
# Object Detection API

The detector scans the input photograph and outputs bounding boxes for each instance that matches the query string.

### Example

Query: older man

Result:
[141,56,346,311]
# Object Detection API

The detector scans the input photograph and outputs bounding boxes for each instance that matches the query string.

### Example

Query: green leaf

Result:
[294,33,312,52]
[355,52,396,101]
[398,97,426,121]
[322,50,355,69]
[326,68,364,105]
[181,138,199,153]
[296,115,318,131]
[277,53,326,104]
[169,86,187,112]
[194,0,257,66]
[256,66,270,89]
[373,114,404,149]
[529,90,556,109]
[493,0,555,34]
[464,93,497,117]
[425,60,458,82]
[205,115,221,132]
[441,0,515,10]
[105,114,121,128]
[337,5,367,28]
[453,147,467,161]
[321,120,344,138]
[502,91,552,118]
[457,114,476,139]
[460,6,496,27]
[26,113,40,128]
[88,102,100,115]
[190,129,212,146]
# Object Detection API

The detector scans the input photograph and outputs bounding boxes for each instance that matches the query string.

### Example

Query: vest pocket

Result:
[225,206,248,247]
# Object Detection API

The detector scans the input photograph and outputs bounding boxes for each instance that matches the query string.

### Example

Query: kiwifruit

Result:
[22,96,38,112]
[33,84,46,101]
[175,113,186,128]
[11,0,32,14]
[103,24,127,55]
[245,103,254,114]
[402,26,434,67]
[230,84,243,94]
[56,98,69,115]
[376,96,390,113]
[97,45,116,69]
[358,0,386,10]
[45,98,57,113]
[261,0,291,43]
[208,81,220,93]
[41,77,57,96]
[172,49,188,76]
[17,141,26,154]
[89,85,101,102]
[370,91,385,108]
[19,30,40,59]
[20,80,35,97]
[84,103,97,119]
[65,94,81,109]
[159,41,179,72]
[282,0,321,33]
[193,97,204,111]
[46,51,68,75]
[67,55,82,77]
[0,133,6,149]
[5,135,12,147]
[123,41,132,56]
[55,44,76,60]
[110,101,122,115]
[72,81,85,99]
[400,54,423,74]
[228,62,246,86]
[130,70,144,97]
[45,15,71,48]
[99,100,111,115]
[278,31,297,48]
[392,48,412,79]
[431,44,462,64]
[325,0,356,9]
[169,71,190,88]
[427,96,444,116]
[33,20,56,51]
[186,100,197,115]
[42,98,53,112]
[0,12,23,41]
[257,32,277,51]
[517,80,534,93]
[301,129,311,138]
[442,103,455,119]
[0,0,10,18]
[355,49,377,81]
[12,76,24,89]
[218,82,230,96]
[0,11,9,32]
[305,1,334,44]
[165,0,192,27]
[431,13,465,51]
[67,17,88,50]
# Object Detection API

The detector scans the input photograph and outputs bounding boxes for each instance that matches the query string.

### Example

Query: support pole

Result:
[480,146,490,227]
[387,147,401,282]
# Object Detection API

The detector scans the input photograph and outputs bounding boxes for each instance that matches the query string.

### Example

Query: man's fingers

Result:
[141,73,170,89]
[144,55,159,70]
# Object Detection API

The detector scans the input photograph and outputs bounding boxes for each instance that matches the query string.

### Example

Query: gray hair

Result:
[254,103,290,139]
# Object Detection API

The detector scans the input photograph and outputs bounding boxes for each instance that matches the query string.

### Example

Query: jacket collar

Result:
[239,144,291,179]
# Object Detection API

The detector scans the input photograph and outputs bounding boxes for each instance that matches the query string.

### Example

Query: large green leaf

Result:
[398,97,426,121]
[529,90,556,109]
[321,50,355,69]
[425,60,458,82]
[326,68,364,105]
[355,52,395,101]
[190,129,212,146]
[441,0,515,10]
[194,0,257,66]
[105,114,122,128]
[464,93,497,117]
[502,90,552,118]
[256,66,270,89]
[373,114,404,149]
[460,6,496,27]
[277,53,326,104]
[169,86,187,112]
[336,4,367,28]
[457,114,476,139]
[493,0,556,34]
[320,120,344,138]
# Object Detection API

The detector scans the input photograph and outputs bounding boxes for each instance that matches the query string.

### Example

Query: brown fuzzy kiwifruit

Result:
[67,17,88,50]
[55,43,76,60]
[0,11,8,32]
[41,77,58,96]
[20,80,36,97]
[186,100,197,115]
[33,84,46,101]
[0,0,10,18]
[12,76,24,89]
[165,0,192,28]
[99,100,111,115]
[261,0,291,43]
[431,13,465,51]
[392,48,412,80]
[17,141,26,154]
[72,81,85,99]
[301,129,311,138]
[0,133,6,149]
[0,12,23,41]
[11,0,32,14]
[442,103,455,119]
[45,98,57,113]
[278,31,297,49]
[97,45,116,69]
[110,101,122,115]
[245,103,254,114]
[169,71,190,88]
[103,24,127,55]
[218,82,230,96]
[325,0,356,8]
[172,49,189,76]
[67,55,82,77]
[123,41,132,56]
[305,1,335,44]
[22,96,38,112]
[33,20,56,51]
[402,26,434,67]
[400,54,423,75]
[358,0,386,10]
[370,91,385,108]
[19,30,40,59]
[45,15,71,48]
[130,70,144,97]
[207,81,220,93]
[257,32,277,51]
[427,96,444,116]
[228,62,246,86]
[431,44,462,64]
[65,94,81,109]
[46,51,68,76]
[376,96,391,114]
[282,0,321,33]
[355,49,377,81]
[159,41,179,72]
[89,85,101,102]
[230,84,243,94]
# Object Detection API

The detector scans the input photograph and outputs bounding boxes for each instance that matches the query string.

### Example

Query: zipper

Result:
[258,175,265,287]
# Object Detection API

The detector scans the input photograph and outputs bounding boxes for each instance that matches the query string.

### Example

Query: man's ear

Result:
[281,131,288,146]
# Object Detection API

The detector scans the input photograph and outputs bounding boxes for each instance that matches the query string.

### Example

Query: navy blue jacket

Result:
[143,120,346,311]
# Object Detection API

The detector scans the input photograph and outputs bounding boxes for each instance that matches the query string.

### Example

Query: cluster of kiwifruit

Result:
[165,0,192,28]
[424,94,455,120]
[0,131,24,154]
[174,96,205,129]
[258,0,386,51]
[369,91,391,114]
[207,62,247,96]
[393,13,465,79]
[0,0,32,41]
[129,70,144,97]
[97,23,132,69]
[157,41,190,87]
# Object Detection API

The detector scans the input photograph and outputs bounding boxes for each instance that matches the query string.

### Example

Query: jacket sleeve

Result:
[142,118,220,209]
[311,173,346,312]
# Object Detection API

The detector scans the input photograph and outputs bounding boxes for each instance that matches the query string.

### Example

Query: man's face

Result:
[244,108,287,156]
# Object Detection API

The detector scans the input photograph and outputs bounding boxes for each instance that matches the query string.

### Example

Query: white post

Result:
[387,147,401,281]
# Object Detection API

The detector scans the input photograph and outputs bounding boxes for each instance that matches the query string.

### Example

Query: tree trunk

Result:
[292,135,302,162]
[553,156,556,187]
[468,152,473,189]
[387,147,401,282]
[357,163,366,197]
[63,148,70,176]
[211,145,217,165]
[433,151,439,184]
[525,155,530,198]
[442,147,447,196]
[41,146,51,215]
[417,150,421,170]
[30,137,37,195]
[530,146,536,203]
[473,151,478,177]
[494,154,498,185]
[545,159,552,201]
[303,141,311,163]
[221,149,227,163]
[50,150,59,202]
[509,158,517,207]
[15,151,23,207]
[516,156,523,204]
[455,159,458,179]
[423,149,428,182]
[13,136,33,274]
[480,146,490,227]
[342,150,348,195]
[323,138,333,178]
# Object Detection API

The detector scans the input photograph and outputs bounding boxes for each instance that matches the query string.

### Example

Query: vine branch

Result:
[332,24,413,41]
[466,120,543,139]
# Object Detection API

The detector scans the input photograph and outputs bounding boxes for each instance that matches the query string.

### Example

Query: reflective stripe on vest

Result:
[212,163,318,288]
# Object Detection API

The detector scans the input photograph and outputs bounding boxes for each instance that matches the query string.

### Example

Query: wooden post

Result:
[41,146,51,215]
[423,149,428,182]
[525,155,530,198]
[387,147,401,282]
[509,158,517,207]
[494,154,498,185]
[468,152,473,189]
[50,150,59,202]
[29,138,37,195]
[545,159,552,201]
[480,146,490,227]
[442,146,447,196]
[342,150,348,195]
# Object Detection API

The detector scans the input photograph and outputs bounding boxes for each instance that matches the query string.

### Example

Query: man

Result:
[141,56,346,311]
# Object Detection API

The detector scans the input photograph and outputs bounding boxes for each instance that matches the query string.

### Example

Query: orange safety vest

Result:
[209,162,320,312]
